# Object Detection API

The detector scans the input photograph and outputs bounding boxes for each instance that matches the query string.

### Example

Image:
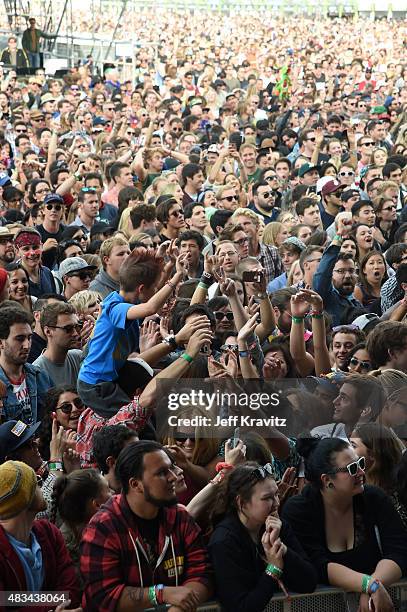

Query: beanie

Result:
[0,461,37,519]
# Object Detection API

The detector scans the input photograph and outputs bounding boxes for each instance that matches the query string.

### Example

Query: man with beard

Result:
[81,440,212,612]
[0,461,80,608]
[0,227,16,270]
[313,217,365,326]
[249,180,279,223]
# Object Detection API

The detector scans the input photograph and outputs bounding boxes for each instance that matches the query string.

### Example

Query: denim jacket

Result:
[313,243,365,326]
[0,363,53,424]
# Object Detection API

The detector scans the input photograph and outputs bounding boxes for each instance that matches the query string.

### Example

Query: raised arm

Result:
[289,292,315,377]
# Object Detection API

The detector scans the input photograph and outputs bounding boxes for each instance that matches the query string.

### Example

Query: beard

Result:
[144,484,177,508]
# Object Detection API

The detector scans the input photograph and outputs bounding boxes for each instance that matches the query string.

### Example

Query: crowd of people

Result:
[0,9,406,612]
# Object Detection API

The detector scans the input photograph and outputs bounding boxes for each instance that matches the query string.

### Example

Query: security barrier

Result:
[145,580,407,612]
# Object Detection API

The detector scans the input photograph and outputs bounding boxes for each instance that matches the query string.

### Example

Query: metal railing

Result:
[144,580,407,612]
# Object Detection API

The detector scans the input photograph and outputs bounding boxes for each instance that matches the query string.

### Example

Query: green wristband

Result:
[333,234,343,243]
[181,352,194,364]
[362,574,372,594]
[292,316,305,324]
[198,282,209,290]
[311,313,323,319]
[148,586,157,605]
[266,563,283,578]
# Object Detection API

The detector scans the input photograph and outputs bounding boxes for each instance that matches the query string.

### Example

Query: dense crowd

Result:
[0,10,406,612]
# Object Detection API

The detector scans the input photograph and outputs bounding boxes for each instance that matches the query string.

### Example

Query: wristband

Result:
[166,280,176,290]
[181,352,194,364]
[201,272,214,286]
[265,563,283,579]
[368,579,381,595]
[148,586,157,606]
[73,172,82,181]
[292,316,305,324]
[215,462,234,473]
[155,584,164,605]
[163,334,178,350]
[49,457,62,462]
[362,574,372,594]
[333,234,343,243]
[310,311,323,318]
[198,282,209,290]
[48,461,63,471]
[256,292,267,300]
[239,350,249,358]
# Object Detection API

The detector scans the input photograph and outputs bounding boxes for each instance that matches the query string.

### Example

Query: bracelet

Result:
[256,292,267,300]
[73,172,82,181]
[181,352,194,364]
[155,584,164,605]
[310,311,323,319]
[49,457,62,462]
[362,574,372,594]
[198,282,209,290]
[48,461,63,471]
[215,462,234,473]
[148,586,157,606]
[239,350,249,358]
[333,234,343,243]
[266,563,283,579]
[368,579,381,595]
[201,272,214,285]
[166,280,176,290]
[292,316,305,324]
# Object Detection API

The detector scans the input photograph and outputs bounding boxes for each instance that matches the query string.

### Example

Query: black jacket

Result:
[0,48,29,68]
[282,484,407,585]
[208,512,317,612]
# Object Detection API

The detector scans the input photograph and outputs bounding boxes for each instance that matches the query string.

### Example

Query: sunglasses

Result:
[81,187,97,194]
[339,171,354,177]
[234,237,249,246]
[57,396,85,414]
[45,203,62,211]
[221,195,239,202]
[15,128,27,133]
[382,205,396,211]
[68,271,92,281]
[174,432,196,442]
[49,322,83,334]
[170,210,184,218]
[349,357,371,370]
[36,474,43,488]
[251,462,275,480]
[214,311,234,321]
[220,343,238,352]
[260,191,274,199]
[307,137,316,142]
[265,175,277,181]
[362,141,375,147]
[330,456,365,477]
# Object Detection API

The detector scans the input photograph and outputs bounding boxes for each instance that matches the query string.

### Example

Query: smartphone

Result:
[242,270,264,283]
[231,427,241,448]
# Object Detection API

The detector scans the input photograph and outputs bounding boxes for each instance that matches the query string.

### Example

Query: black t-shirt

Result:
[134,510,161,567]
[28,331,46,363]
[35,224,66,269]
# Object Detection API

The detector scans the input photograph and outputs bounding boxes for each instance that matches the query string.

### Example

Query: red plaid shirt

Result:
[80,494,212,612]
[77,396,148,467]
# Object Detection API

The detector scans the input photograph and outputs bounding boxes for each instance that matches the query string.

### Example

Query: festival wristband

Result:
[48,461,63,471]
[198,282,209,290]
[292,316,305,324]
[362,574,372,594]
[239,350,249,358]
[310,311,323,318]
[180,352,194,364]
[333,234,343,243]
[148,586,157,606]
[266,563,283,578]
[215,462,234,473]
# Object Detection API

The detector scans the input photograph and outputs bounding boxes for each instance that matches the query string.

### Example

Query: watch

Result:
[163,334,178,351]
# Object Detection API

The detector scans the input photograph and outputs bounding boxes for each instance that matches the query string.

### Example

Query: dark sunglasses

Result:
[221,195,239,202]
[214,311,234,321]
[57,396,85,414]
[49,322,83,334]
[265,175,277,181]
[251,462,275,480]
[260,191,274,199]
[68,271,92,281]
[349,357,371,370]
[330,456,365,477]
[174,432,196,442]
[45,203,62,211]
[362,141,375,147]
[220,343,239,353]
[80,187,97,194]
[170,210,184,218]
[307,137,316,142]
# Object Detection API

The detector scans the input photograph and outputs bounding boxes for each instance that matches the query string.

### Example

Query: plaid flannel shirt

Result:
[77,396,148,467]
[80,494,212,612]
[257,243,284,285]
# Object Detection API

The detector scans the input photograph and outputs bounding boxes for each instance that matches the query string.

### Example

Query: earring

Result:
[327,482,334,489]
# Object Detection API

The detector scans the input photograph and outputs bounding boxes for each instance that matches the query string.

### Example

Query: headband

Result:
[14,232,41,248]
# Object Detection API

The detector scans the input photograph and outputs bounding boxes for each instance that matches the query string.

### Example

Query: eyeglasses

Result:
[332,269,356,276]
[259,191,274,199]
[339,171,354,177]
[15,128,27,133]
[234,237,249,246]
[382,205,396,211]
[170,210,184,218]
[68,271,92,281]
[45,203,62,211]
[349,357,371,371]
[48,322,83,334]
[329,456,365,477]
[81,187,97,194]
[265,175,277,181]
[307,137,316,142]
[35,188,50,195]
[174,432,196,442]
[57,396,85,414]
[221,195,239,202]
[36,474,43,488]
[220,343,238,352]
[362,141,375,147]
[214,311,234,321]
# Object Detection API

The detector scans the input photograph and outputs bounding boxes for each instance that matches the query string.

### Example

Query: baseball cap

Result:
[298,163,319,178]
[40,93,56,105]
[0,461,37,519]
[352,312,380,332]
[316,176,334,194]
[259,138,275,150]
[207,144,219,154]
[0,420,41,462]
[322,179,343,197]
[0,171,11,187]
[309,371,347,394]
[341,189,360,202]
[93,117,107,127]
[189,97,204,107]
[43,193,64,206]
[90,222,115,238]
[0,226,14,241]
[30,109,44,120]
[59,256,97,278]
